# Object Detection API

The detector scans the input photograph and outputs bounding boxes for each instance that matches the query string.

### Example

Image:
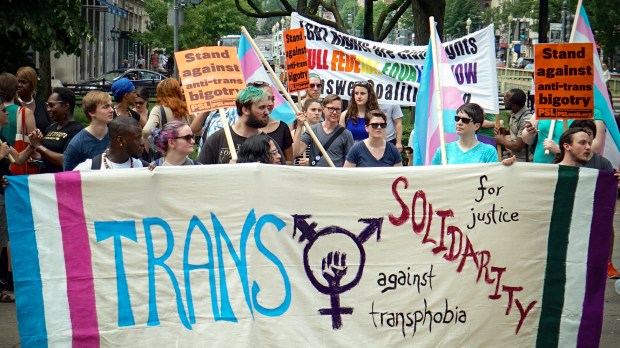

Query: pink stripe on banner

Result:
[240,51,264,81]
[55,172,100,348]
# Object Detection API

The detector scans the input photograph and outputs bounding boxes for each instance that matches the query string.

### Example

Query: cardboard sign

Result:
[535,43,594,120]
[5,164,615,347]
[283,28,310,92]
[175,47,246,114]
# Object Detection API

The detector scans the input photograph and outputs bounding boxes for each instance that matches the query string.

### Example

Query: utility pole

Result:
[538,0,548,43]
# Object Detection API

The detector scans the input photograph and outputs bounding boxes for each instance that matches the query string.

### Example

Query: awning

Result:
[98,0,128,18]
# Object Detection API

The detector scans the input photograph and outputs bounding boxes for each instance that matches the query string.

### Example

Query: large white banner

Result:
[6,164,616,347]
[290,13,500,113]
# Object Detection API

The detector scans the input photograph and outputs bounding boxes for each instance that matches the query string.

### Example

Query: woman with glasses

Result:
[431,103,499,165]
[132,87,150,127]
[344,109,402,167]
[149,120,199,166]
[340,81,380,141]
[237,133,282,165]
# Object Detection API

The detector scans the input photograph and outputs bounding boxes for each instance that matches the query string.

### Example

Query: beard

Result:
[246,112,268,129]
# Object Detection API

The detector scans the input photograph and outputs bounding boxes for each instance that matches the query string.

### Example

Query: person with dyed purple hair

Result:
[149,120,199,166]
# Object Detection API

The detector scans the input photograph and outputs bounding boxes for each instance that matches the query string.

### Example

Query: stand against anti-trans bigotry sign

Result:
[5,164,615,347]
[283,28,310,93]
[290,12,499,114]
[175,47,246,114]
[535,43,594,120]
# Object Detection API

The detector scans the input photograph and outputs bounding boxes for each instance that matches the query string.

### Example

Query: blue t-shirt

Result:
[431,141,498,165]
[346,141,402,167]
[63,129,110,171]
[346,118,368,141]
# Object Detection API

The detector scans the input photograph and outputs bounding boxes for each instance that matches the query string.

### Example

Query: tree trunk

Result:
[412,0,445,45]
[363,0,374,40]
[38,49,52,100]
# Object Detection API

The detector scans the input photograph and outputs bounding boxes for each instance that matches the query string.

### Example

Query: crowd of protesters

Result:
[0,66,619,304]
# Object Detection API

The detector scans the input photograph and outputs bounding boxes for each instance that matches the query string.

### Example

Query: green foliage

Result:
[139,0,257,52]
[444,0,484,39]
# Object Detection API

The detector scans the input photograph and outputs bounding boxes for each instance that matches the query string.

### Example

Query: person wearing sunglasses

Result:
[132,87,150,127]
[304,73,323,102]
[344,109,402,167]
[148,120,199,166]
[431,103,499,165]
[340,80,380,142]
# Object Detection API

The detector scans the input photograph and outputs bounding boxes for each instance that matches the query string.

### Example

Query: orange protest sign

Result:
[534,43,593,120]
[283,28,310,93]
[175,47,246,114]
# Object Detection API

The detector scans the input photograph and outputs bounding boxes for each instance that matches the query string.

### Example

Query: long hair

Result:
[156,78,188,119]
[237,134,271,164]
[345,81,379,125]
[150,120,187,155]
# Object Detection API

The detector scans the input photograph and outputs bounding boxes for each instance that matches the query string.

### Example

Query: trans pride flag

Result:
[413,30,462,165]
[238,34,296,124]
[572,3,620,167]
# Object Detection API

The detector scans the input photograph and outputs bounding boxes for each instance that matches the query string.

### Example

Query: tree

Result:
[444,0,484,40]
[0,0,91,99]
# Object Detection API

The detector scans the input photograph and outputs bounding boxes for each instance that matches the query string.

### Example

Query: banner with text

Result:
[175,46,246,114]
[6,164,614,347]
[290,13,500,113]
[283,28,310,93]
[535,43,594,120]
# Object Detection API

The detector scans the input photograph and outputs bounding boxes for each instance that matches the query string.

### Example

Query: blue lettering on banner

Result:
[94,210,292,330]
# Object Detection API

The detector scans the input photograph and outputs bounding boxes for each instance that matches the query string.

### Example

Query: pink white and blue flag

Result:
[413,30,463,165]
[238,34,296,124]
[573,4,620,167]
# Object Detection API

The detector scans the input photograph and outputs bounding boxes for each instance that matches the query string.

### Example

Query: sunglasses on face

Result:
[368,122,387,129]
[354,81,370,86]
[454,115,473,124]
[46,101,65,108]
[174,134,194,142]
[325,106,341,113]
[249,81,270,88]
[310,83,322,89]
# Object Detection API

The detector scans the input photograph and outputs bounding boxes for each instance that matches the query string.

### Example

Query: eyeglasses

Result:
[310,83,322,89]
[454,115,473,124]
[368,122,387,129]
[354,81,370,86]
[325,107,341,113]
[174,134,194,142]
[269,149,279,156]
[135,101,146,106]
[45,101,65,108]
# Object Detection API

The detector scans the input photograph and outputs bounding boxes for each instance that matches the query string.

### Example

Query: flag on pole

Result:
[238,34,296,124]
[413,30,462,165]
[572,3,620,167]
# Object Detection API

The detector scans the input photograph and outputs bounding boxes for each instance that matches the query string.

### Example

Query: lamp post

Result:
[507,15,514,68]
[466,17,472,35]
[110,27,121,69]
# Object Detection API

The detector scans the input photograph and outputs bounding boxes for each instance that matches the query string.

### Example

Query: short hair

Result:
[570,120,597,138]
[236,86,266,116]
[135,86,150,101]
[555,127,590,164]
[322,94,342,107]
[82,90,111,121]
[302,98,321,112]
[16,66,38,93]
[0,73,17,102]
[52,87,76,115]
[457,103,485,125]
[109,116,141,140]
[365,109,387,124]
[507,89,527,108]
[237,133,272,164]
[150,120,187,154]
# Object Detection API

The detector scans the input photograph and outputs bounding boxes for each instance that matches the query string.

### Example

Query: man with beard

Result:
[198,86,271,164]
[495,89,532,162]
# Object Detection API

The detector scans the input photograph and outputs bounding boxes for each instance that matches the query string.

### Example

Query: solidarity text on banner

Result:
[290,12,499,114]
[6,164,615,347]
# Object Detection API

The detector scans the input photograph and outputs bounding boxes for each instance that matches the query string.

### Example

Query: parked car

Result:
[515,57,534,69]
[68,68,167,96]
[524,63,535,71]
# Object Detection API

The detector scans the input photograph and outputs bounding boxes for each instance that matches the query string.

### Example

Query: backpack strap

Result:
[159,105,167,127]
[311,126,345,166]
[91,154,103,170]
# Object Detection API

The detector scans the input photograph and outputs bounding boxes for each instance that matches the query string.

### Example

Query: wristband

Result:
[37,145,48,153]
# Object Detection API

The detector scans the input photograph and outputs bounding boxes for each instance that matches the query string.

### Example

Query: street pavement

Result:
[1,204,620,347]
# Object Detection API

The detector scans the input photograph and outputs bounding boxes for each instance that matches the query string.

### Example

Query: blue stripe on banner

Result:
[5,176,48,347]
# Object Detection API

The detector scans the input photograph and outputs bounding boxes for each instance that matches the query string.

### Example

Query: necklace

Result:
[17,96,34,105]
[102,149,133,169]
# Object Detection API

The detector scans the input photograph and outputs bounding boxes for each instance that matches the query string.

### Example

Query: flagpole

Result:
[429,17,448,165]
[241,26,336,167]
[546,0,583,155]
